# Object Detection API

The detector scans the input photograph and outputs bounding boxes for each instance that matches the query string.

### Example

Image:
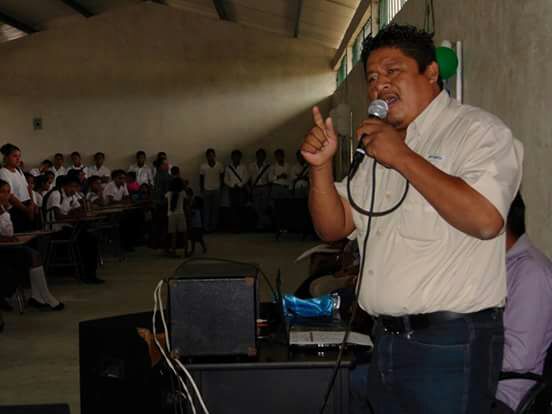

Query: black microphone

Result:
[349,99,389,178]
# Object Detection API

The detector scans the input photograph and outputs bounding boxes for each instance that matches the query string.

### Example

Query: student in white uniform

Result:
[68,151,88,178]
[30,159,53,177]
[0,143,35,232]
[86,176,105,207]
[102,170,130,204]
[50,153,67,179]
[249,148,271,230]
[44,175,102,284]
[199,148,224,232]
[290,150,310,198]
[129,150,154,186]
[269,148,291,199]
[88,152,111,183]
[224,150,249,232]
[0,179,64,311]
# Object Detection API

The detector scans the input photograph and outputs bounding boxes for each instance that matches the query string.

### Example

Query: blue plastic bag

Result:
[282,293,339,320]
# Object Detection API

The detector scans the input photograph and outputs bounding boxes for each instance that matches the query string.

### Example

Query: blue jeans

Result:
[364,309,504,414]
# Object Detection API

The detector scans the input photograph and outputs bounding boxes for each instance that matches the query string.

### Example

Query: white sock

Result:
[29,266,60,308]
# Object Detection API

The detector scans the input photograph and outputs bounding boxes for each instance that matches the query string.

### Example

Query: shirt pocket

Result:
[397,191,444,242]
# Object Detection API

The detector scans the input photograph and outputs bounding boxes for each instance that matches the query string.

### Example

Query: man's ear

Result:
[425,61,440,84]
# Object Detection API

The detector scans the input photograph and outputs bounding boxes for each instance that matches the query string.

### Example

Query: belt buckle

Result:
[382,316,413,337]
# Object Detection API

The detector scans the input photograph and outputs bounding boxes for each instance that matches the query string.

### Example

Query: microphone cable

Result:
[319,157,410,413]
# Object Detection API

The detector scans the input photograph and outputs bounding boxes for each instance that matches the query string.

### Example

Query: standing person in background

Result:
[165,177,189,257]
[269,149,291,199]
[50,153,66,179]
[199,148,224,232]
[88,152,111,183]
[224,150,249,233]
[69,151,88,178]
[129,150,154,186]
[291,150,310,198]
[249,148,271,231]
[30,160,53,177]
[150,158,172,250]
[0,144,35,232]
[186,188,207,255]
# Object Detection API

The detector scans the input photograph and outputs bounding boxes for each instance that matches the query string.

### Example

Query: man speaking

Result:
[302,25,523,413]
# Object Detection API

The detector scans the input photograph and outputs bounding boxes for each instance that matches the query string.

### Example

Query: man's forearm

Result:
[309,163,354,241]
[397,151,503,239]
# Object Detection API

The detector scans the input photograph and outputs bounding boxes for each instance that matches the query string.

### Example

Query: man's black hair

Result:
[507,192,526,239]
[94,152,105,158]
[231,150,242,158]
[170,166,180,175]
[41,159,53,167]
[54,153,64,158]
[111,169,126,179]
[71,151,81,157]
[362,24,443,89]
[0,143,20,157]
[63,176,80,186]
[274,149,285,157]
[206,148,216,156]
[136,150,146,157]
[256,148,266,156]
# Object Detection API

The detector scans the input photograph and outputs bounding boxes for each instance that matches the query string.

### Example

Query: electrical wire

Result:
[155,280,211,414]
[319,158,409,413]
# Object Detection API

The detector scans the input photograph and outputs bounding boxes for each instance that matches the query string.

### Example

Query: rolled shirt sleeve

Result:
[457,122,524,222]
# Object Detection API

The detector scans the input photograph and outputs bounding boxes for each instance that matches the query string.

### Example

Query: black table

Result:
[80,309,359,414]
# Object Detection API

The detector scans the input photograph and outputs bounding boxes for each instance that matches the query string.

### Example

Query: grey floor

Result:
[0,233,316,413]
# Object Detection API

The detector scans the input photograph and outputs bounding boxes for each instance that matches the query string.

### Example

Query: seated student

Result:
[493,193,552,413]
[129,150,154,186]
[102,170,130,204]
[45,171,55,191]
[0,179,64,311]
[126,171,141,194]
[0,143,35,232]
[186,188,206,255]
[88,152,111,183]
[86,176,106,207]
[30,159,53,177]
[44,176,103,284]
[170,166,180,178]
[248,148,271,231]
[165,177,189,257]
[50,153,66,179]
[224,150,249,233]
[68,151,88,178]
[33,175,50,207]
[66,168,87,198]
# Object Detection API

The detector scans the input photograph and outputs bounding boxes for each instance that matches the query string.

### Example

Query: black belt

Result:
[377,307,502,335]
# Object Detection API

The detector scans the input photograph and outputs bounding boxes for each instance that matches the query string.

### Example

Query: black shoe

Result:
[82,276,105,285]
[28,297,49,309]
[0,298,13,312]
[50,302,65,311]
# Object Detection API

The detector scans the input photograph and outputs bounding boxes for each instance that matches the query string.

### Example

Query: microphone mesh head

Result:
[367,99,389,120]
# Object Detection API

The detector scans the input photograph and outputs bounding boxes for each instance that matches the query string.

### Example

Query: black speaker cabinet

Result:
[169,261,259,358]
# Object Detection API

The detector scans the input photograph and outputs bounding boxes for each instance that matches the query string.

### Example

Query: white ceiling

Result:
[0,0,361,49]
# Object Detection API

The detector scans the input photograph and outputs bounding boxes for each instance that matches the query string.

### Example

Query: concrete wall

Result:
[333,0,552,255]
[0,2,334,187]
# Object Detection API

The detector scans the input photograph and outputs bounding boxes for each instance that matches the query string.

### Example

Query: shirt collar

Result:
[506,234,532,261]
[406,89,452,143]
